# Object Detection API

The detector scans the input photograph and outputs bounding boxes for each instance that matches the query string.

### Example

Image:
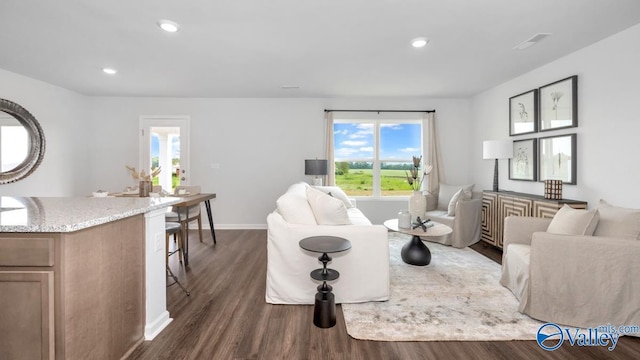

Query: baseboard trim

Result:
[213,224,267,230]
[144,311,173,341]
[183,221,267,230]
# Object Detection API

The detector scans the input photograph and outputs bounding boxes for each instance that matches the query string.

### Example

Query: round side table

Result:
[299,236,351,328]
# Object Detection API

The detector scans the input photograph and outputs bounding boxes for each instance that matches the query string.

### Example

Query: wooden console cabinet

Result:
[481,191,587,248]
[0,215,144,360]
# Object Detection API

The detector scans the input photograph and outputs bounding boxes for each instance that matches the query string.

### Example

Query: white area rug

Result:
[341,233,543,341]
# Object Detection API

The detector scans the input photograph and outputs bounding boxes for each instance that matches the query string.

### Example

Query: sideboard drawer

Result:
[0,237,54,266]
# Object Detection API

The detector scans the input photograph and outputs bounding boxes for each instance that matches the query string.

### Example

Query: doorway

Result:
[139,116,190,193]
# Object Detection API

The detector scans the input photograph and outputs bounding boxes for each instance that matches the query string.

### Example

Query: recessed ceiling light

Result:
[158,19,180,33]
[411,37,429,48]
[102,68,117,75]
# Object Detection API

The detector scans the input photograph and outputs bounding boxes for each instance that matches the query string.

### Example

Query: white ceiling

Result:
[1,0,640,98]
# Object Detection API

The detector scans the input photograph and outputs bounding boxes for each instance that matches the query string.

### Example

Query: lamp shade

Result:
[483,140,513,159]
[305,159,328,176]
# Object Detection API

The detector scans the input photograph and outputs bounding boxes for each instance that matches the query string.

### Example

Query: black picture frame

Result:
[509,89,538,136]
[539,75,578,132]
[538,133,577,185]
[509,138,537,181]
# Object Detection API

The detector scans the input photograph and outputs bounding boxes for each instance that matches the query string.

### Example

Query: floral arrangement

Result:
[406,155,433,191]
[126,165,161,181]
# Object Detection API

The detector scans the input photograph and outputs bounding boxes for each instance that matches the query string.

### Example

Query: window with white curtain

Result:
[333,117,423,197]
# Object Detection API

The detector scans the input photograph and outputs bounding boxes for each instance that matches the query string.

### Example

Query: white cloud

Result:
[335,147,359,157]
[400,147,420,152]
[342,140,367,146]
[380,124,403,130]
[360,147,374,152]
[356,124,374,131]
[349,124,373,139]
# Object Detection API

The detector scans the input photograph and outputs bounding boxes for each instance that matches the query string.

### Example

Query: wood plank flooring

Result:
[129,230,640,360]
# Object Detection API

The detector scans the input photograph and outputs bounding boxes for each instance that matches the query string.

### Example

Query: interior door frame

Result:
[139,115,191,186]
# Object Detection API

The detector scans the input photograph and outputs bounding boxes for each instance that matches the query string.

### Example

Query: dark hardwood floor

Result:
[129,230,640,360]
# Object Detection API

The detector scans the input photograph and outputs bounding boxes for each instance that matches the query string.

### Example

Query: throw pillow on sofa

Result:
[306,186,351,225]
[276,183,317,225]
[276,192,318,225]
[313,185,354,208]
[437,183,474,212]
[447,188,472,216]
[594,200,640,240]
[547,204,600,236]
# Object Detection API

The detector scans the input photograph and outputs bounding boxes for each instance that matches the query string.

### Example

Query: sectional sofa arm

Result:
[527,232,640,327]
[455,198,482,220]
[531,232,640,258]
[503,216,552,248]
[452,198,482,247]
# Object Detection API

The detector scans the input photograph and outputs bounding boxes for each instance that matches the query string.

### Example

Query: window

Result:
[333,118,423,197]
[0,124,29,172]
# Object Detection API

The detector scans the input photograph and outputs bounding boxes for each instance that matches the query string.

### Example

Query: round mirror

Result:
[0,98,46,184]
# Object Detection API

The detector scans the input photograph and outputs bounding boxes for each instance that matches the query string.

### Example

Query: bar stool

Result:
[165,222,190,296]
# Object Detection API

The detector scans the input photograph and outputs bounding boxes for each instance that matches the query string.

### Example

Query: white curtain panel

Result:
[426,112,443,196]
[325,111,335,186]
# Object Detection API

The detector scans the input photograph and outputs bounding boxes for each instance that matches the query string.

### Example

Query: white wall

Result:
[470,24,640,208]
[0,69,88,196]
[87,97,471,227]
[5,23,638,225]
[0,66,472,227]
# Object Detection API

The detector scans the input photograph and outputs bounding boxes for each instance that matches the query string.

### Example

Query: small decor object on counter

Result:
[398,210,411,229]
[125,165,161,197]
[139,181,152,197]
[125,165,161,182]
[405,155,433,222]
[544,179,563,200]
[92,190,109,197]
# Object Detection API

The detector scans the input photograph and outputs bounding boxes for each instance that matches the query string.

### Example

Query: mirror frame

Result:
[0,98,46,184]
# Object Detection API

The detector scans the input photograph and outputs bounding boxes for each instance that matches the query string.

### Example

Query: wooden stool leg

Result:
[198,214,203,243]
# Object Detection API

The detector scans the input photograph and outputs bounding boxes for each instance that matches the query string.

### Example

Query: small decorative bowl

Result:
[92,191,109,197]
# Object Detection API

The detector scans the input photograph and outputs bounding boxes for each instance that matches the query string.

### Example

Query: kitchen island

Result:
[0,196,180,360]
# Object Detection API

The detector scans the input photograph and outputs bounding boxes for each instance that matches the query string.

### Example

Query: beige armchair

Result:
[424,184,482,248]
[500,202,640,334]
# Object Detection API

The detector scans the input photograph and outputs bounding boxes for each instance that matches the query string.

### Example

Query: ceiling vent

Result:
[513,33,551,50]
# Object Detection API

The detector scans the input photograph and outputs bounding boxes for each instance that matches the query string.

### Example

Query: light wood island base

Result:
[0,215,145,360]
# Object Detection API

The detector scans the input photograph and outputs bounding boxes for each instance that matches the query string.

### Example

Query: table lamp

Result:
[305,159,328,186]
[483,140,513,192]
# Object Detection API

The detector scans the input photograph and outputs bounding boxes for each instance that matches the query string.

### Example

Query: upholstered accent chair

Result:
[500,201,640,335]
[424,183,482,248]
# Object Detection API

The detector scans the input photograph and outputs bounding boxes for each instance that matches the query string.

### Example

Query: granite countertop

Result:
[0,196,181,233]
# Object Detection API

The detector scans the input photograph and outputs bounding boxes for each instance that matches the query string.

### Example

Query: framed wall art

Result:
[539,75,577,132]
[509,138,537,181]
[509,89,537,136]
[538,133,577,185]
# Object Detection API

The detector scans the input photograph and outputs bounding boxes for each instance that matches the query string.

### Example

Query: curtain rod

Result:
[324,109,435,113]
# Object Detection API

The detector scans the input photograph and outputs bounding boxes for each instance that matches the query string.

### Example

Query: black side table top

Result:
[299,236,352,254]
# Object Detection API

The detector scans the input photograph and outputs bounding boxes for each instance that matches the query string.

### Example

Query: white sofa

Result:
[266,182,390,304]
[424,184,482,248]
[500,201,640,335]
